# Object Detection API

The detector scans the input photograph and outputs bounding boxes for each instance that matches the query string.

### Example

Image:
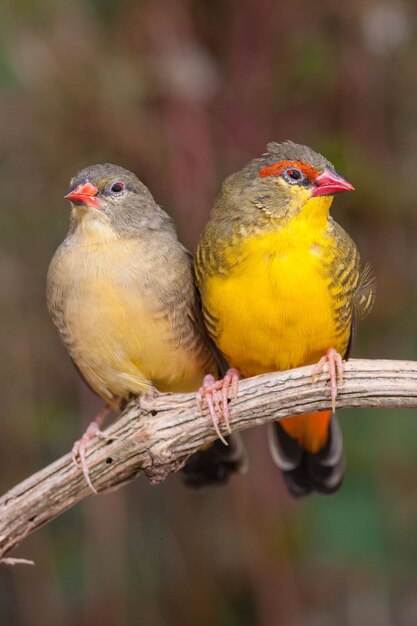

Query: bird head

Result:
[65,163,169,236]
[225,141,354,224]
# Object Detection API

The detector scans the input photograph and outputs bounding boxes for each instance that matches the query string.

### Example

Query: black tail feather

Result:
[181,433,248,488]
[268,415,345,497]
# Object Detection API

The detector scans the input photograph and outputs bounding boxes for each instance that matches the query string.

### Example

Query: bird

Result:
[47,163,246,492]
[194,141,375,497]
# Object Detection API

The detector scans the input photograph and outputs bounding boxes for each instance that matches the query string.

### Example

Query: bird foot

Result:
[196,368,240,445]
[312,348,344,414]
[72,405,112,494]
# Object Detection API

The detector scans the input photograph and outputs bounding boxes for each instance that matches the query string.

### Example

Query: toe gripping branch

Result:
[72,404,113,494]
[312,348,344,413]
[197,369,240,445]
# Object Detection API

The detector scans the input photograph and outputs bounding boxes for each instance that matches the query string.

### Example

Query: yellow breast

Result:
[204,197,350,376]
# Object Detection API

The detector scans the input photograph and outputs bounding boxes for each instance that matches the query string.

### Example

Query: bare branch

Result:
[1,358,417,561]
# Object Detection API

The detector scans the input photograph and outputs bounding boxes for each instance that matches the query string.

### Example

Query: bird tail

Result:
[268,411,345,497]
[181,433,248,488]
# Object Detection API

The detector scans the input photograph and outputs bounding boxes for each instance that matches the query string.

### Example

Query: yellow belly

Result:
[205,228,349,377]
[48,218,207,404]
[64,272,203,399]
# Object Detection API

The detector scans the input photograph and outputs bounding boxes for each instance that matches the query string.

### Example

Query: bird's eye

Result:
[110,181,126,195]
[284,168,304,183]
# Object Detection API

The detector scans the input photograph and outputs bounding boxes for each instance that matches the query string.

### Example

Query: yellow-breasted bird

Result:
[195,141,375,496]
[47,163,246,492]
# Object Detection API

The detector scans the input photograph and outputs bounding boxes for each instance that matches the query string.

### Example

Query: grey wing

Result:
[344,262,376,360]
[354,262,376,321]
[329,221,375,359]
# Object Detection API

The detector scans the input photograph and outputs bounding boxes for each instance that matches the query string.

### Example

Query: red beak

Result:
[311,167,355,197]
[65,181,100,208]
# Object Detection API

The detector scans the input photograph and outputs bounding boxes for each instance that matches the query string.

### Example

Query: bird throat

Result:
[256,193,333,236]
[296,194,333,229]
[72,209,119,246]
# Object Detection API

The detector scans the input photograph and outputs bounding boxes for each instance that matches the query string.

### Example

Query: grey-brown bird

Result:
[47,163,245,492]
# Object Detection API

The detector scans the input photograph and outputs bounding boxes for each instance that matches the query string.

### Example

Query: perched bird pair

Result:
[47,142,374,496]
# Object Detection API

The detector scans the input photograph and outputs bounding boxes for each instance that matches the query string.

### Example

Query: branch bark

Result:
[1,358,417,561]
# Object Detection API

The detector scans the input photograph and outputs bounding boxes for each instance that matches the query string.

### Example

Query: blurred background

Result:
[0,0,416,624]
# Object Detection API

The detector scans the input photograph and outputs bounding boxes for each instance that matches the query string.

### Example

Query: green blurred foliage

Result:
[0,0,416,624]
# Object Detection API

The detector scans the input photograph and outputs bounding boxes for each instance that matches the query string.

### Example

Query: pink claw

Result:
[220,368,240,428]
[72,404,111,494]
[197,368,240,445]
[312,348,344,413]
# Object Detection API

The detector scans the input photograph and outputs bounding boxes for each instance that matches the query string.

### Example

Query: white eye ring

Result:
[284,168,304,184]
[109,181,126,195]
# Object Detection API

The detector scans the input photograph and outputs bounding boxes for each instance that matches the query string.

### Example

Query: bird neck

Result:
[291,195,333,231]
[254,193,334,238]
[70,210,120,246]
